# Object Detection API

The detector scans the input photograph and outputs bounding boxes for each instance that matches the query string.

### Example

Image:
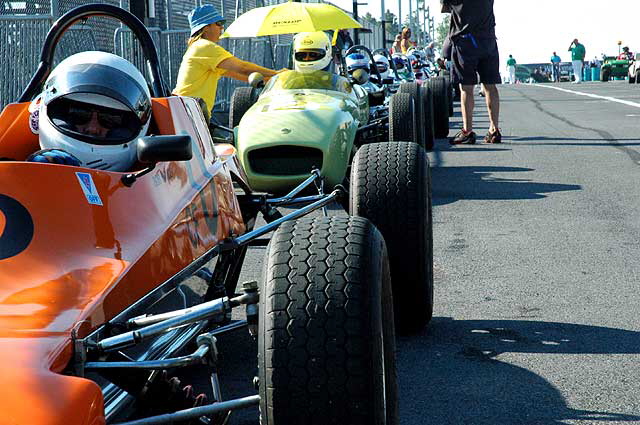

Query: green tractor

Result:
[600,56,632,81]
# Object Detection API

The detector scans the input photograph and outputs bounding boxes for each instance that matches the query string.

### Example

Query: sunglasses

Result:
[214,20,226,28]
[68,105,126,129]
[295,51,325,62]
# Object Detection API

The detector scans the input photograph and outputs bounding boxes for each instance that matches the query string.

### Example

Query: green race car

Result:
[228,55,435,333]
[601,56,632,81]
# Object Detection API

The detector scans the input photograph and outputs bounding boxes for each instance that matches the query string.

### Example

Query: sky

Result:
[325,0,640,66]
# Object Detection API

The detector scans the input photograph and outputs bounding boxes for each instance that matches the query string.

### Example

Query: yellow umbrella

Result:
[220,0,362,38]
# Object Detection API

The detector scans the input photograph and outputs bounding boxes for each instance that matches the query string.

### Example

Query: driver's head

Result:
[38,52,151,171]
[373,54,390,79]
[293,31,332,73]
[623,46,630,52]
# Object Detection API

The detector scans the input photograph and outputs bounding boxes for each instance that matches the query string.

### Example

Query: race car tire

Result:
[420,86,435,150]
[388,92,417,145]
[636,71,640,84]
[349,142,433,334]
[629,74,636,84]
[601,68,610,82]
[229,86,257,128]
[259,216,398,425]
[429,77,450,138]
[445,76,455,117]
[399,82,425,148]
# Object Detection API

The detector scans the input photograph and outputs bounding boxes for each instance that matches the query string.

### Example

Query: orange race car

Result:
[0,4,433,425]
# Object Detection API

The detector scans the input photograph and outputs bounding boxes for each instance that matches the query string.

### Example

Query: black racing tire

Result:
[350,142,433,334]
[259,216,398,425]
[601,68,610,82]
[630,73,636,84]
[636,71,640,84]
[399,82,425,148]
[429,77,450,138]
[445,76,455,117]
[388,92,417,144]
[229,86,257,128]
[420,86,435,150]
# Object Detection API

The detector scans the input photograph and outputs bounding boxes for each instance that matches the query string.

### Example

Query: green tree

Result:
[435,15,450,49]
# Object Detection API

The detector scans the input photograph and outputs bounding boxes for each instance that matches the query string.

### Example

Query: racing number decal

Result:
[0,194,34,260]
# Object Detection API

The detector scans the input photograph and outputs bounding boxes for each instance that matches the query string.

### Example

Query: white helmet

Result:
[39,51,151,172]
[373,54,390,79]
[293,31,332,73]
[345,52,369,74]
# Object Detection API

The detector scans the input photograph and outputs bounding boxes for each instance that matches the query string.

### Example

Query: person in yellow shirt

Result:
[173,4,282,120]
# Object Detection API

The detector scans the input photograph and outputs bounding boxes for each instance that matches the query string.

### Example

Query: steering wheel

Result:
[18,3,168,102]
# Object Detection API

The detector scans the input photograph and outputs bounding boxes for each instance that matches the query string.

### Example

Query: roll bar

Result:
[18,3,168,102]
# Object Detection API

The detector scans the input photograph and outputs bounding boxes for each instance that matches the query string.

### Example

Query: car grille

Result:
[249,146,323,176]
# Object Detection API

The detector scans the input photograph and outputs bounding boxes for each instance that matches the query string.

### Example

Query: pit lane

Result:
[216,80,640,424]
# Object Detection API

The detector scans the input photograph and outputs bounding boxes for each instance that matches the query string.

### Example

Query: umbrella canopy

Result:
[220,0,362,38]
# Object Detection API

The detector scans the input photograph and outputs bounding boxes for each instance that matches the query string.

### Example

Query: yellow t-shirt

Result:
[173,39,233,113]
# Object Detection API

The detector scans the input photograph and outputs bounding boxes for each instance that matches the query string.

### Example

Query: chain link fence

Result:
[0,0,385,111]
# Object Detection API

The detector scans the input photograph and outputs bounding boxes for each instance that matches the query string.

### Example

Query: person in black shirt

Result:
[444,0,502,144]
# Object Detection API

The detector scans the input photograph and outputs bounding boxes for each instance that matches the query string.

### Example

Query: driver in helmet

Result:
[373,54,391,81]
[618,46,633,61]
[29,51,151,171]
[292,31,333,73]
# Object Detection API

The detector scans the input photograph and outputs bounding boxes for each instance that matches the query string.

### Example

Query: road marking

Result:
[533,84,640,109]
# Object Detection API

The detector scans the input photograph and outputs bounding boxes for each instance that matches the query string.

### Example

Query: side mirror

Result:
[136,135,192,164]
[351,68,369,85]
[248,72,265,88]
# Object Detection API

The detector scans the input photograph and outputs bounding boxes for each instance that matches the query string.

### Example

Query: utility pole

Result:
[381,0,386,49]
[408,0,412,37]
[397,0,401,35]
[353,0,368,45]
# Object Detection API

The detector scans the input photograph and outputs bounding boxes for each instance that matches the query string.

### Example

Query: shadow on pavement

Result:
[431,166,581,206]
[398,317,640,424]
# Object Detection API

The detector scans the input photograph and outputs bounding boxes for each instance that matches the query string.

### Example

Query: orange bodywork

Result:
[0,97,246,424]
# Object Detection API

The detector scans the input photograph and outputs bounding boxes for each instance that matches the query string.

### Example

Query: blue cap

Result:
[188,4,225,37]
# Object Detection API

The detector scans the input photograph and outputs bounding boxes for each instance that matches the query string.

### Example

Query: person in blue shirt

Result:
[550,52,561,82]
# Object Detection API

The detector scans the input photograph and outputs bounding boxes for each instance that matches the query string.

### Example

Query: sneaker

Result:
[450,130,477,145]
[483,128,502,144]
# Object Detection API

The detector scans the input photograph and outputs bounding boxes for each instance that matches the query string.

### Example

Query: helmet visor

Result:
[376,63,389,73]
[47,97,141,145]
[295,49,326,62]
[43,63,151,125]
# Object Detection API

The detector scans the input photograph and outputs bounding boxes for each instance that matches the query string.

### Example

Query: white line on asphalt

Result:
[533,84,640,109]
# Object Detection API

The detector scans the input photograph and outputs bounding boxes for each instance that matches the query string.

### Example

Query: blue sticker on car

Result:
[76,172,103,206]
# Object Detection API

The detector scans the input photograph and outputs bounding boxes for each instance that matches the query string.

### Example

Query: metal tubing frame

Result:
[112,395,261,425]
[85,345,209,370]
[235,188,341,246]
[97,298,228,352]
[266,170,322,205]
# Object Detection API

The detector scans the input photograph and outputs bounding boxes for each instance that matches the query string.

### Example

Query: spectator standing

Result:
[400,27,413,54]
[446,0,502,144]
[550,51,561,82]
[174,5,282,120]
[391,33,402,54]
[506,54,516,84]
[568,38,586,84]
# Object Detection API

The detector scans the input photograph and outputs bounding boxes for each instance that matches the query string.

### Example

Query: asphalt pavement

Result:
[219,80,640,424]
